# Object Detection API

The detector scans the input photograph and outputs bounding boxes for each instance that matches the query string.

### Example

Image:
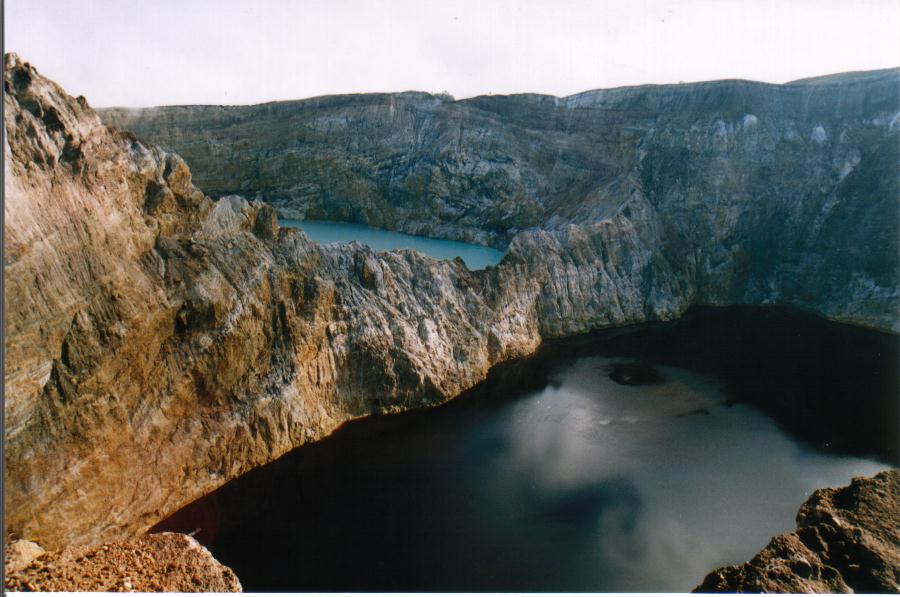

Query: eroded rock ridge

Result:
[103,68,900,331]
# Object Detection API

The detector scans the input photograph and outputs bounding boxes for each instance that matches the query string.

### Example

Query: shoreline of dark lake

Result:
[154,306,897,592]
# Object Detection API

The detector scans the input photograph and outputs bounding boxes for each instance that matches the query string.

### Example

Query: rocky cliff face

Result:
[4,52,898,553]
[695,469,899,593]
[102,69,900,332]
[2,53,527,550]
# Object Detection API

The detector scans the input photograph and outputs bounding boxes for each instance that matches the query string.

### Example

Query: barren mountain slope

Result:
[103,69,900,331]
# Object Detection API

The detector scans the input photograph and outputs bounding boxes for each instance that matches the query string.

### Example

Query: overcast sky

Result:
[5,0,899,107]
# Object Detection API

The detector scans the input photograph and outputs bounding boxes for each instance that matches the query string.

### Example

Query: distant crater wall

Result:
[102,69,900,331]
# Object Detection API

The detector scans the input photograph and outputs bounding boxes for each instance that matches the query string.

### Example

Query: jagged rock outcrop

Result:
[695,469,899,593]
[2,53,535,550]
[4,52,898,555]
[4,533,242,592]
[102,69,900,332]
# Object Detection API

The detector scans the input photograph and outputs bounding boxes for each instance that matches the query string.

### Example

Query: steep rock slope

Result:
[102,69,900,331]
[695,469,899,593]
[4,54,678,550]
[4,53,898,554]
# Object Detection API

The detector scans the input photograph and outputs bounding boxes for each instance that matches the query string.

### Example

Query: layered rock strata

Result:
[4,533,242,592]
[695,469,899,593]
[102,68,900,332]
[4,52,898,555]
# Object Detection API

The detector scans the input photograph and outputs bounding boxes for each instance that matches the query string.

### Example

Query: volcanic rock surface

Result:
[4,51,899,556]
[3,53,539,550]
[4,533,242,592]
[102,68,900,332]
[695,469,900,593]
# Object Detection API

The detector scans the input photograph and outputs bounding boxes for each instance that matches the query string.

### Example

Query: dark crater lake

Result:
[279,219,505,270]
[155,307,897,592]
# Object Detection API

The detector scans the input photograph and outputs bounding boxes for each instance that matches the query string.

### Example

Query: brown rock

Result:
[694,469,900,593]
[4,540,46,575]
[3,52,543,550]
[3,533,241,592]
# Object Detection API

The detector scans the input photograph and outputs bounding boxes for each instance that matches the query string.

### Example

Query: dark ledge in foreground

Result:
[695,469,899,593]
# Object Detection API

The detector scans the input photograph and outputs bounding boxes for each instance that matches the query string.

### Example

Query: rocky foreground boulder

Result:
[695,469,899,593]
[4,50,898,559]
[4,533,241,592]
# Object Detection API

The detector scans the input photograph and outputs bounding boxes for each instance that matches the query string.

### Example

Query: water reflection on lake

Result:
[457,358,883,591]
[155,351,886,592]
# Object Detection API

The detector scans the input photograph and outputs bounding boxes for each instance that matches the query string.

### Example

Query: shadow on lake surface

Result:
[154,306,897,592]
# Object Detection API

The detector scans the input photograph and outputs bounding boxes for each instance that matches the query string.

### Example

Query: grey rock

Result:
[102,69,900,332]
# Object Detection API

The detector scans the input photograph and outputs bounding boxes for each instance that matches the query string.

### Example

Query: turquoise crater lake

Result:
[279,219,505,270]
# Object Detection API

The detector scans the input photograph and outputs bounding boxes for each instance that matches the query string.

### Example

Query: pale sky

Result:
[5,0,899,107]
